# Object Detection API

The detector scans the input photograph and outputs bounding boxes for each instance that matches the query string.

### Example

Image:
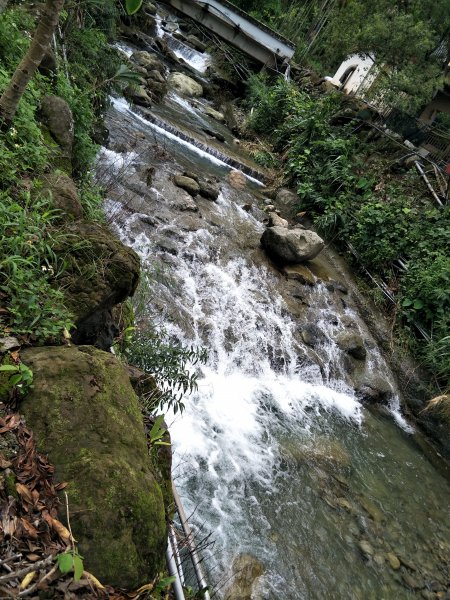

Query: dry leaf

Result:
[0,455,12,469]
[50,518,71,541]
[16,483,33,504]
[83,571,105,590]
[20,518,39,539]
[27,553,41,562]
[19,571,36,590]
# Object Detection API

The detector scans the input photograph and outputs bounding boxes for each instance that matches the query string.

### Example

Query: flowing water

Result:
[99,8,450,599]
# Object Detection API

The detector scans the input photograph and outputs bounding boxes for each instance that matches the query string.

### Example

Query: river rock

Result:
[186,34,207,52]
[224,554,265,600]
[228,170,246,189]
[173,175,200,196]
[125,84,152,107]
[261,226,325,264]
[275,187,298,215]
[21,345,167,588]
[356,374,393,405]
[204,106,225,122]
[282,264,316,286]
[148,69,166,83]
[42,172,83,219]
[268,212,288,228]
[168,72,203,97]
[300,324,326,347]
[336,332,367,360]
[0,337,20,353]
[199,181,220,200]
[358,539,374,557]
[131,50,165,74]
[144,1,157,15]
[387,552,401,570]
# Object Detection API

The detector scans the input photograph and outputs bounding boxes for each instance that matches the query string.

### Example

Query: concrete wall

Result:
[328,54,376,95]
[167,0,295,67]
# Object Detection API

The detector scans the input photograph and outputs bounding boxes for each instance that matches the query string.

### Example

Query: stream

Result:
[97,5,450,598]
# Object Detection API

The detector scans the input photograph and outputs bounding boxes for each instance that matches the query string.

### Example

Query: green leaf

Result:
[57,552,74,574]
[413,299,424,310]
[0,365,19,372]
[125,0,143,15]
[402,298,413,307]
[73,554,84,581]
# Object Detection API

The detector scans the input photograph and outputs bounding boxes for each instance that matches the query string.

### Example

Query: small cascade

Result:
[99,4,450,598]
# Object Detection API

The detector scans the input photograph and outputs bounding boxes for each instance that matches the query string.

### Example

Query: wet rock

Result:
[21,346,167,588]
[282,264,316,286]
[224,554,265,600]
[386,552,401,570]
[0,337,20,353]
[356,374,393,405]
[173,175,200,196]
[148,69,166,84]
[145,79,167,101]
[402,572,423,590]
[183,170,200,182]
[125,85,152,107]
[282,438,351,474]
[373,554,385,566]
[198,181,220,201]
[186,34,207,52]
[261,226,325,264]
[268,212,288,228]
[175,191,198,212]
[204,106,225,122]
[168,72,203,97]
[145,1,157,15]
[300,324,326,347]
[42,173,83,219]
[358,539,374,557]
[359,496,384,523]
[337,497,354,512]
[131,50,165,74]
[228,170,246,189]
[336,332,367,361]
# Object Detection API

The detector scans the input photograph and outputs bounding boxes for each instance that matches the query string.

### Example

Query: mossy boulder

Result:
[40,96,74,171]
[42,173,83,219]
[21,345,167,589]
[58,222,140,349]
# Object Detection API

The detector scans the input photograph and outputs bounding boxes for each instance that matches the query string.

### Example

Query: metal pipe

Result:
[414,161,444,207]
[166,537,186,600]
[169,523,185,586]
[172,482,211,600]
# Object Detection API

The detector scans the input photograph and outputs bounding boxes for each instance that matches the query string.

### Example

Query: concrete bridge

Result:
[165,0,296,69]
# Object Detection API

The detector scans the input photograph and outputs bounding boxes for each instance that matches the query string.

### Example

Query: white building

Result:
[325,53,377,95]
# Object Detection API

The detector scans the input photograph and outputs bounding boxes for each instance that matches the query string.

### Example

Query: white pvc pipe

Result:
[166,537,186,600]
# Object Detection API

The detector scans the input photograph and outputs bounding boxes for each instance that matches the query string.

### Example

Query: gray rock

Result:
[300,324,326,347]
[261,226,325,263]
[199,181,220,201]
[144,1,157,15]
[356,374,393,405]
[42,173,83,219]
[125,85,152,107]
[268,212,288,228]
[0,337,20,353]
[358,540,374,557]
[386,552,401,570]
[224,554,265,600]
[40,95,74,160]
[131,50,165,74]
[204,106,225,122]
[168,72,203,97]
[147,69,166,83]
[173,175,200,196]
[276,188,298,213]
[186,34,207,52]
[336,332,367,360]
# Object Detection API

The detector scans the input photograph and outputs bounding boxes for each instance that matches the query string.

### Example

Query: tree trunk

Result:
[0,0,65,128]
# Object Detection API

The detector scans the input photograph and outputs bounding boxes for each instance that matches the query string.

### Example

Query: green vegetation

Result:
[246,74,449,390]
[232,0,449,113]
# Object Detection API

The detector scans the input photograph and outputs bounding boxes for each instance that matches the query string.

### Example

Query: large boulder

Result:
[125,85,152,107]
[261,226,324,263]
[173,175,200,196]
[42,173,83,219]
[168,72,203,97]
[58,222,140,349]
[355,374,393,405]
[21,346,167,589]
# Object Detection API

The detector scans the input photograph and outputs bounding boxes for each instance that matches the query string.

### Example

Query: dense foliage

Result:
[232,0,450,113]
[246,74,449,389]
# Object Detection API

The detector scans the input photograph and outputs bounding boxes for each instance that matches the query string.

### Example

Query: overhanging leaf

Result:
[125,0,143,15]
[73,555,84,581]
[57,552,74,574]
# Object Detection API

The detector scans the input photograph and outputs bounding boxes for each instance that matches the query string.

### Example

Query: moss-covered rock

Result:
[42,172,83,219]
[20,345,167,589]
[57,222,140,349]
[39,96,74,170]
